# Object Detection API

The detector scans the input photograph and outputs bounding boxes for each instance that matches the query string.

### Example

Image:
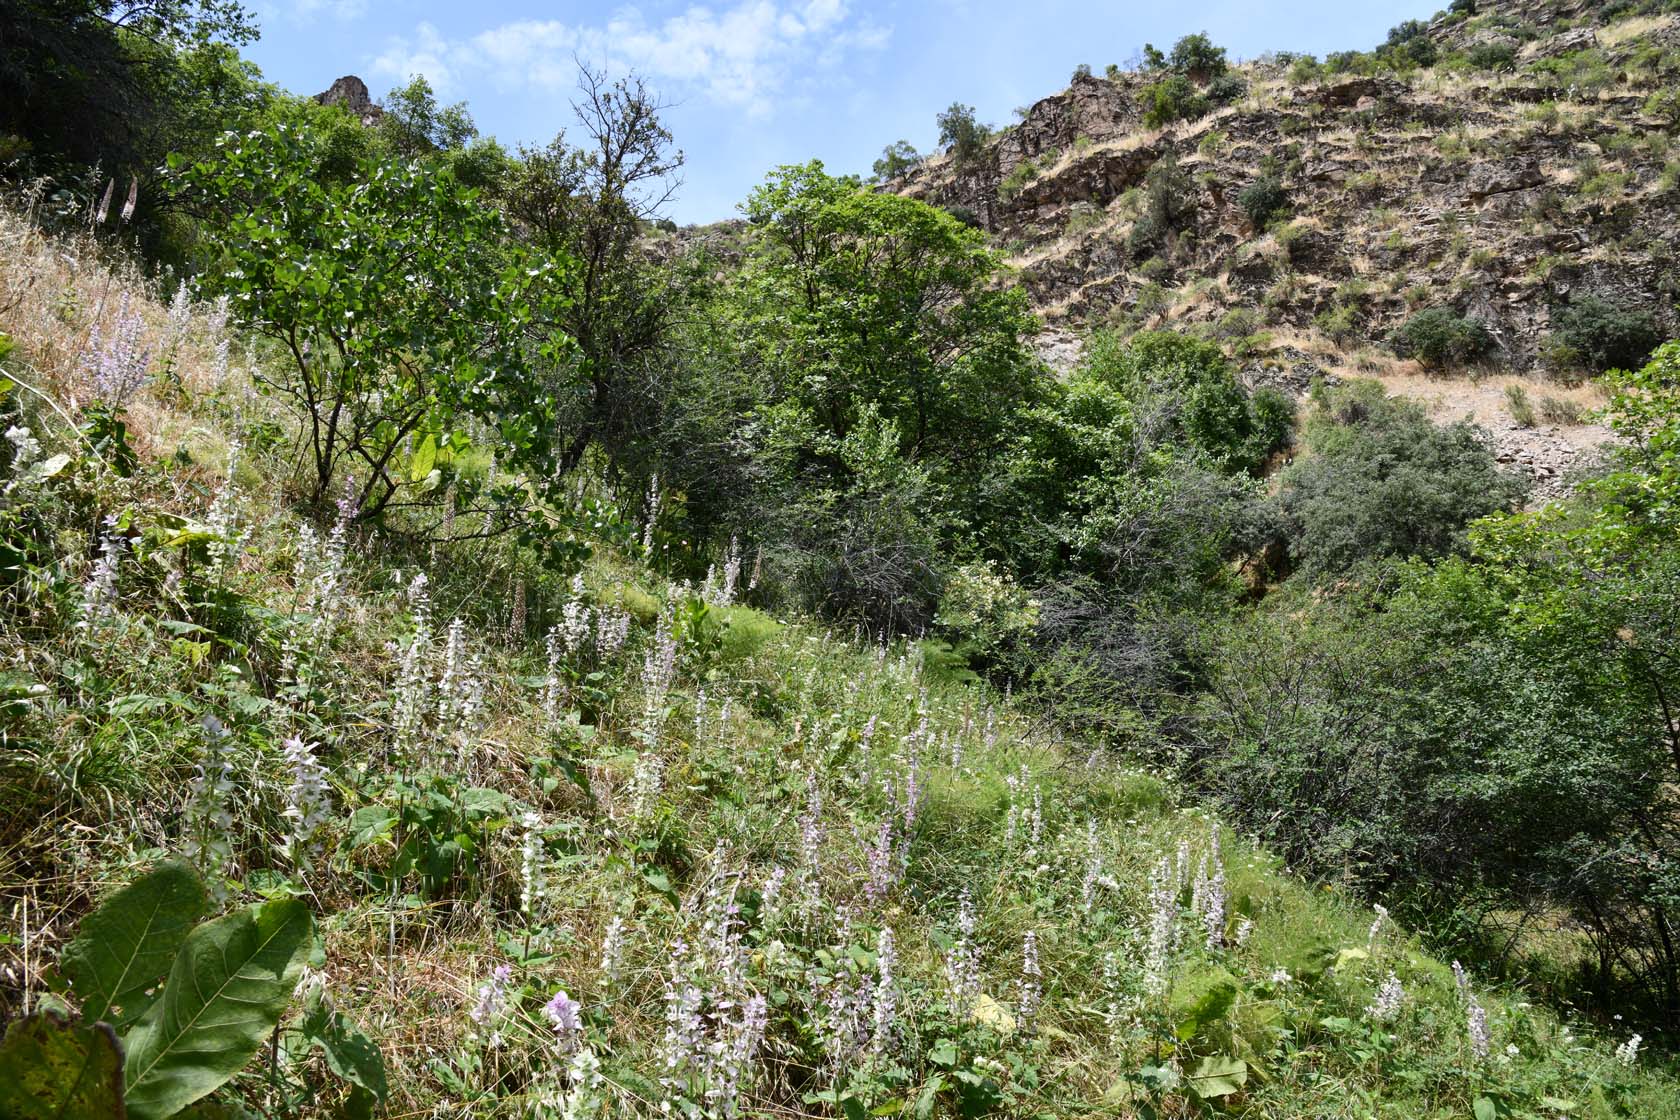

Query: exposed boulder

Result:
[1466,159,1545,201]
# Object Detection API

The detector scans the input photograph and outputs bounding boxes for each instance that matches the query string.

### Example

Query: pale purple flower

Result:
[182,713,237,897]
[1018,929,1042,1029]
[870,928,898,1055]
[541,625,566,726]
[944,889,981,1011]
[81,516,126,626]
[519,811,546,918]
[864,817,896,903]
[1368,903,1390,950]
[1081,819,1103,913]
[280,735,330,866]
[560,573,591,654]
[641,474,661,556]
[1144,854,1177,998]
[1193,827,1226,949]
[1467,992,1491,1061]
[81,293,151,405]
[598,913,627,990]
[1366,972,1404,1022]
[543,988,583,1047]
[390,573,432,755]
[470,964,513,1046]
[594,606,630,659]
[640,604,680,736]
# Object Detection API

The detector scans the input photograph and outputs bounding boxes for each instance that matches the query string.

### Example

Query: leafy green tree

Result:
[1082,331,1288,474]
[732,161,1041,623]
[1380,19,1438,68]
[0,1,259,169]
[379,75,478,155]
[1128,155,1196,256]
[936,103,991,165]
[1169,33,1229,82]
[1142,75,1208,127]
[496,65,686,477]
[177,124,573,523]
[871,140,921,182]
[739,161,1039,475]
[0,0,271,255]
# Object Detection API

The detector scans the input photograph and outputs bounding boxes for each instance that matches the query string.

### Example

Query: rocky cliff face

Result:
[891,1,1680,385]
[314,75,385,126]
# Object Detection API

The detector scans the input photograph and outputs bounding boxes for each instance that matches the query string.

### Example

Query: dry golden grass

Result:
[1600,14,1676,48]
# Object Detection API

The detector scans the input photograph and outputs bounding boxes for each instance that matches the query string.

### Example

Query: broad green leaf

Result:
[915,1075,945,1119]
[1333,947,1370,970]
[0,1011,126,1119]
[409,434,437,483]
[969,992,1015,1035]
[300,995,388,1104]
[1138,1063,1181,1094]
[1175,977,1237,1042]
[122,898,312,1120]
[32,453,71,480]
[1186,1055,1247,1100]
[1474,1096,1510,1120]
[61,862,208,1028]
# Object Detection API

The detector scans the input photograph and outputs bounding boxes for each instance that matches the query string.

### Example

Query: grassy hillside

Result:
[3,208,1678,1117]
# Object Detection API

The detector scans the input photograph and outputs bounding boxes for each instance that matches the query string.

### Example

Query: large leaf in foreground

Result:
[0,1010,126,1119]
[122,898,312,1120]
[300,993,388,1106]
[60,862,207,1028]
[1186,1055,1248,1100]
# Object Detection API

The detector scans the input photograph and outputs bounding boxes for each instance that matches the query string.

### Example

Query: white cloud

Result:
[368,0,890,115]
[371,21,464,93]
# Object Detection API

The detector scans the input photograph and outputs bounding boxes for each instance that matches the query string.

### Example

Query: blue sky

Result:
[245,0,1427,224]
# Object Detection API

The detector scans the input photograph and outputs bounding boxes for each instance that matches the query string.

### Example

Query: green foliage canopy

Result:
[177,124,575,521]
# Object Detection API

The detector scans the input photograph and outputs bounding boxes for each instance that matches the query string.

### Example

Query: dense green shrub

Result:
[1142,75,1208,128]
[1205,73,1248,106]
[1467,42,1516,70]
[1140,34,1240,126]
[735,162,1041,623]
[1646,88,1680,130]
[1273,381,1526,576]
[1390,307,1495,368]
[1084,331,1293,474]
[1236,175,1289,228]
[1128,157,1195,257]
[1549,295,1661,373]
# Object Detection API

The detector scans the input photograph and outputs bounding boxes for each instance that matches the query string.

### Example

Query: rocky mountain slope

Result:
[889,0,1680,491]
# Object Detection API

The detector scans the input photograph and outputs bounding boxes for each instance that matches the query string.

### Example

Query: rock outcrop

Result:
[888,0,1680,379]
[314,76,384,126]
